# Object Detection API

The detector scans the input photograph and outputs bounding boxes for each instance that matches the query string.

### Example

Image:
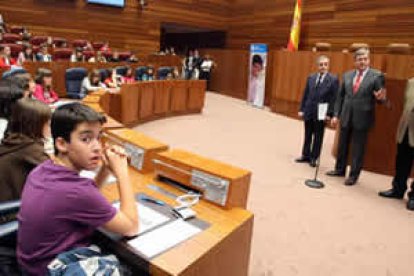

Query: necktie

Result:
[353,71,363,94]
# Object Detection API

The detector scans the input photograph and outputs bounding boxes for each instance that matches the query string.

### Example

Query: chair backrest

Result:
[30,36,48,46]
[99,68,109,82]
[387,43,411,54]
[135,66,147,81]
[92,41,105,51]
[72,39,88,48]
[157,66,172,80]
[102,51,113,60]
[9,26,24,34]
[83,50,95,60]
[1,33,21,44]
[53,37,67,48]
[115,66,128,76]
[0,200,21,275]
[52,48,72,61]
[118,52,131,62]
[65,67,88,99]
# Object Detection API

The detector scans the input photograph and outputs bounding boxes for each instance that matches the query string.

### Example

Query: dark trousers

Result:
[392,131,414,197]
[301,119,325,161]
[199,71,211,90]
[335,126,369,179]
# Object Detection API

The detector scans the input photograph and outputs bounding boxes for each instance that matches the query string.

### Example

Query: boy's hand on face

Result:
[105,145,129,178]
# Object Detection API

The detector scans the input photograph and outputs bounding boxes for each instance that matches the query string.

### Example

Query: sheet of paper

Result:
[113,202,170,235]
[128,219,202,258]
[79,169,117,184]
[318,103,328,121]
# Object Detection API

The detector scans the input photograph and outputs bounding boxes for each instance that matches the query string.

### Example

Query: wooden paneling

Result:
[227,0,414,53]
[1,0,231,55]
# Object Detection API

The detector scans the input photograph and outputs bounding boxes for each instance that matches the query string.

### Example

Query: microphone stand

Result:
[305,117,326,189]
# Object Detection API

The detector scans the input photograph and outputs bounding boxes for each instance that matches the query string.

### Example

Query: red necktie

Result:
[353,71,363,94]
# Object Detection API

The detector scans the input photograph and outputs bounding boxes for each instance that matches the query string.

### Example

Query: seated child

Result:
[17,103,139,275]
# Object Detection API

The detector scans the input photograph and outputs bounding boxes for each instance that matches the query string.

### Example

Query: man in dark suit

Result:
[327,48,386,185]
[295,55,339,167]
[379,78,414,210]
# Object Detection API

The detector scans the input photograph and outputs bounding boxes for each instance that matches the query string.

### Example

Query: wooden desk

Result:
[81,87,253,275]
[100,170,253,276]
[22,57,181,97]
[117,80,206,126]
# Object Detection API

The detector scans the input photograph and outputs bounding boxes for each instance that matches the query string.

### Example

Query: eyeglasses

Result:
[319,62,329,66]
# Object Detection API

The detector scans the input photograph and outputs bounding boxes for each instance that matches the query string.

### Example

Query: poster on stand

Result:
[247,43,268,108]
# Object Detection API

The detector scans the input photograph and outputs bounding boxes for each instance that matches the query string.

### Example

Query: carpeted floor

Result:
[134,92,413,276]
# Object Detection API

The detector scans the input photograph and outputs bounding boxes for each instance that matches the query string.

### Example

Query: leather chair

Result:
[99,68,110,82]
[72,39,88,48]
[1,34,21,44]
[9,26,24,34]
[0,200,21,276]
[135,66,147,81]
[92,41,105,51]
[52,37,67,48]
[157,66,172,80]
[115,66,128,76]
[65,67,88,99]
[82,50,95,61]
[52,48,72,61]
[118,52,131,62]
[30,36,48,46]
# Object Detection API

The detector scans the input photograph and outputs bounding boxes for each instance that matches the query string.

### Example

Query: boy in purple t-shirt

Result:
[17,103,139,275]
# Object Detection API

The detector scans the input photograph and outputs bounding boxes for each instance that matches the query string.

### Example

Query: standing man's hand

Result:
[374,88,386,101]
[331,117,338,128]
[298,111,304,119]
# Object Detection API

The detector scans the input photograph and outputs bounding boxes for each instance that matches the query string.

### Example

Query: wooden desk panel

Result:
[139,82,156,121]
[121,83,141,126]
[187,80,207,112]
[153,81,171,115]
[170,81,188,113]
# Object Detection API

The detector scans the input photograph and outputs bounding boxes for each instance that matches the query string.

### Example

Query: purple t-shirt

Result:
[17,160,117,275]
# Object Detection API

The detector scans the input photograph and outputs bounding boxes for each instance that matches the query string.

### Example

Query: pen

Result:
[138,195,166,206]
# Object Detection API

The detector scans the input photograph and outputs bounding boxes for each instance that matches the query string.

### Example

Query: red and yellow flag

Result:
[287,0,302,51]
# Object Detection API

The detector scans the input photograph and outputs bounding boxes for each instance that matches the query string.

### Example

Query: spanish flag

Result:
[287,0,302,51]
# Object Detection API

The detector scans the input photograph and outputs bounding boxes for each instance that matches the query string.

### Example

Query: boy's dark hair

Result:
[51,103,106,154]
[8,98,51,140]
[252,54,263,66]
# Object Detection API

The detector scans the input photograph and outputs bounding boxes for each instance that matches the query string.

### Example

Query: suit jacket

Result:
[334,68,384,130]
[397,77,414,146]
[300,72,339,121]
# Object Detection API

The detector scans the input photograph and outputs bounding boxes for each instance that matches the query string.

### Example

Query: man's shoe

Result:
[345,177,357,186]
[407,199,414,211]
[378,189,404,199]
[309,160,317,167]
[326,170,345,177]
[295,156,310,163]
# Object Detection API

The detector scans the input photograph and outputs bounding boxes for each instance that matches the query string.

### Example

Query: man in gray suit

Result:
[326,48,386,185]
[379,78,414,210]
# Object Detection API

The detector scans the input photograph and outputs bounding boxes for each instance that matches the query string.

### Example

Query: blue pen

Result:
[138,195,166,206]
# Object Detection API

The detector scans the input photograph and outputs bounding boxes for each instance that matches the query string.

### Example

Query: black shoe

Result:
[309,160,317,167]
[407,199,414,211]
[295,156,310,163]
[345,177,357,186]
[378,189,404,199]
[326,170,345,177]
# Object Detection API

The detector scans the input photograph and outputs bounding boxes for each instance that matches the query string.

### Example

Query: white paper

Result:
[79,170,117,184]
[127,219,201,258]
[113,202,170,235]
[318,103,328,121]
